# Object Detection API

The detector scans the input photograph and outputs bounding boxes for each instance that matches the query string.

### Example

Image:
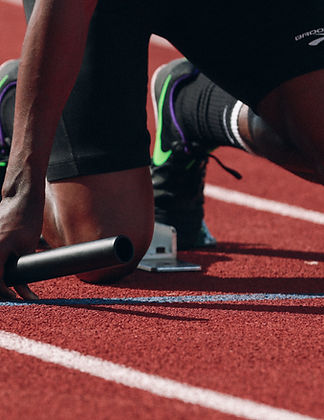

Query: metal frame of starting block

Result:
[138,223,201,272]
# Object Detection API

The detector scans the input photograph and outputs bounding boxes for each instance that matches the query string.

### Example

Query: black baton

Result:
[4,235,134,286]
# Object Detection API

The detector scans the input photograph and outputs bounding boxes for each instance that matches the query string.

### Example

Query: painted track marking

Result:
[0,293,323,307]
[0,330,319,420]
[1,0,21,4]
[205,184,324,225]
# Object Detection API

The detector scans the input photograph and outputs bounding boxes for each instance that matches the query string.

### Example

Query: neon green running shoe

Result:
[151,58,216,250]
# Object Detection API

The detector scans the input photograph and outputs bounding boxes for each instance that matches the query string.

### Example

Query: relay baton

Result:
[4,235,134,286]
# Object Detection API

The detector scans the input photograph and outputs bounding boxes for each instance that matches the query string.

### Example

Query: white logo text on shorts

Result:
[295,27,324,46]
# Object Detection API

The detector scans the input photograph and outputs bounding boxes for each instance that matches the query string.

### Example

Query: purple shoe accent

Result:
[0,81,16,150]
[168,69,199,154]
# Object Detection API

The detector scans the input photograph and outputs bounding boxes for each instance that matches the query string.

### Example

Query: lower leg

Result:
[173,69,320,183]
[42,167,154,283]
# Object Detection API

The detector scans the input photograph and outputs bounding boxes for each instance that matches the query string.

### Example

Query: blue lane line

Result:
[0,293,323,307]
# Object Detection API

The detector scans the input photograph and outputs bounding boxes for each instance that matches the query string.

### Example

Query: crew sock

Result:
[175,73,253,153]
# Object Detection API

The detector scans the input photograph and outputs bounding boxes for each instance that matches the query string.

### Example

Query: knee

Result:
[43,167,155,283]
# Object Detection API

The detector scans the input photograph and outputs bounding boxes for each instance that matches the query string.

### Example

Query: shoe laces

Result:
[171,139,242,180]
[208,153,242,179]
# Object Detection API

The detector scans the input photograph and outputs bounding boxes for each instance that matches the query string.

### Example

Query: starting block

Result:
[138,223,201,272]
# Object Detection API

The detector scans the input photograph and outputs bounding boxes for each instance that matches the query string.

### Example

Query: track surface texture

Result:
[0,2,323,420]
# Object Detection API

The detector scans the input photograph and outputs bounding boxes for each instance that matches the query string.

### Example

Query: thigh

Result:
[156,0,324,111]
[47,0,152,181]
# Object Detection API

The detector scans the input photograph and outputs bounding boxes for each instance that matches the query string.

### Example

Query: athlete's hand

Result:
[0,195,43,300]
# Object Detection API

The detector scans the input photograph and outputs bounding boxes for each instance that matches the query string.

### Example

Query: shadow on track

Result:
[111,241,324,295]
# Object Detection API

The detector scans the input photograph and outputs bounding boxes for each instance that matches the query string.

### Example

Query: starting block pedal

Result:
[138,223,201,272]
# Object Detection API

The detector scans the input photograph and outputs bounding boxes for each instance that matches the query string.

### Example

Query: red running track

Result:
[0,2,323,420]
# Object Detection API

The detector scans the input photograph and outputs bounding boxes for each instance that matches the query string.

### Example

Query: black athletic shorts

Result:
[30,0,324,181]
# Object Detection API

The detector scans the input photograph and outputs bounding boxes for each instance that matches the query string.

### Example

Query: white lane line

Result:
[0,331,318,420]
[1,0,21,5]
[150,35,174,49]
[205,184,324,225]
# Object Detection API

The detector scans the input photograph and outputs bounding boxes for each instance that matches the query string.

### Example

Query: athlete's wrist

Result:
[1,160,45,204]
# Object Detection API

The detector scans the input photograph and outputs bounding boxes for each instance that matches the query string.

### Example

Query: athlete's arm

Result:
[0,0,98,299]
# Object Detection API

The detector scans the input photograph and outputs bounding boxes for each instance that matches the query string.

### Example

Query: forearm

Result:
[2,0,97,199]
